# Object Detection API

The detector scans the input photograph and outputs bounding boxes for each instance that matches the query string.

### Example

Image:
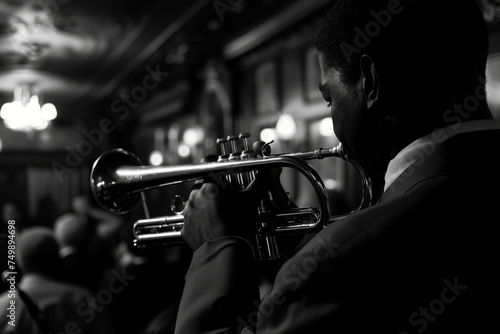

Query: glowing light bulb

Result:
[178,144,190,157]
[41,103,57,121]
[260,128,277,143]
[149,150,163,166]
[276,114,296,140]
[319,118,334,137]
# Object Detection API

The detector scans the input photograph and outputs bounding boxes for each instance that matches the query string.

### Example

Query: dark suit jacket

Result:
[175,125,500,334]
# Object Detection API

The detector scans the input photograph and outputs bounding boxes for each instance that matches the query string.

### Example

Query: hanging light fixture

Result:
[0,86,57,132]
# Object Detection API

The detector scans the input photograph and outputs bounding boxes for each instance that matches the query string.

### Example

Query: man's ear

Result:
[359,55,379,110]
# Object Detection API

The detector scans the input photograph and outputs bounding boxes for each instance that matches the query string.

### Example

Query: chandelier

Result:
[1,86,57,132]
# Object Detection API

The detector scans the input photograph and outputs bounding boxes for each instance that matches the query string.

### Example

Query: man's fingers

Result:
[242,169,279,203]
[187,182,220,209]
[200,182,219,199]
[188,186,200,200]
[188,169,284,209]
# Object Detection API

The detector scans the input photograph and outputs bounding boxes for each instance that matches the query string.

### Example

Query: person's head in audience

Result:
[17,226,61,278]
[71,195,91,215]
[53,213,89,253]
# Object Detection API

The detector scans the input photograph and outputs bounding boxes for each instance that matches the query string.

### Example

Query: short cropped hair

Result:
[317,0,489,90]
[54,213,88,249]
[18,226,60,276]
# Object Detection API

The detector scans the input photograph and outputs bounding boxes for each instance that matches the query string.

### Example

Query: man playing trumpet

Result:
[176,0,500,333]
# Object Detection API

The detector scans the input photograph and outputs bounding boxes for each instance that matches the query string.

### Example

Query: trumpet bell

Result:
[90,148,144,214]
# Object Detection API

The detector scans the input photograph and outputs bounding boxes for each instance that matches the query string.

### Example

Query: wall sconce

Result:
[0,86,57,132]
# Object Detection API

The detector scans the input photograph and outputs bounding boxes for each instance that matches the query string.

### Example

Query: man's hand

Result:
[181,170,281,251]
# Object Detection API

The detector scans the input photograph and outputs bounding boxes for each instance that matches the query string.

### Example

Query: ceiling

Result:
[0,0,333,128]
[0,0,229,126]
[0,0,499,130]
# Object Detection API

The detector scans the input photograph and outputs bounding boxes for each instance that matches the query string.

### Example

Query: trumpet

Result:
[90,133,373,260]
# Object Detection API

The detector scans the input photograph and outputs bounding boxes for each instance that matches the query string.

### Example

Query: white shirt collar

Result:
[384,119,500,192]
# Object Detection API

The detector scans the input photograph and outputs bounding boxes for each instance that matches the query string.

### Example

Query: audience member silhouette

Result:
[0,226,116,334]
[105,223,190,334]
[53,213,108,293]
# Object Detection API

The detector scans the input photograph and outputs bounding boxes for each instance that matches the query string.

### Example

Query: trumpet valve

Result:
[216,137,229,162]
[239,133,256,160]
[227,134,241,161]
